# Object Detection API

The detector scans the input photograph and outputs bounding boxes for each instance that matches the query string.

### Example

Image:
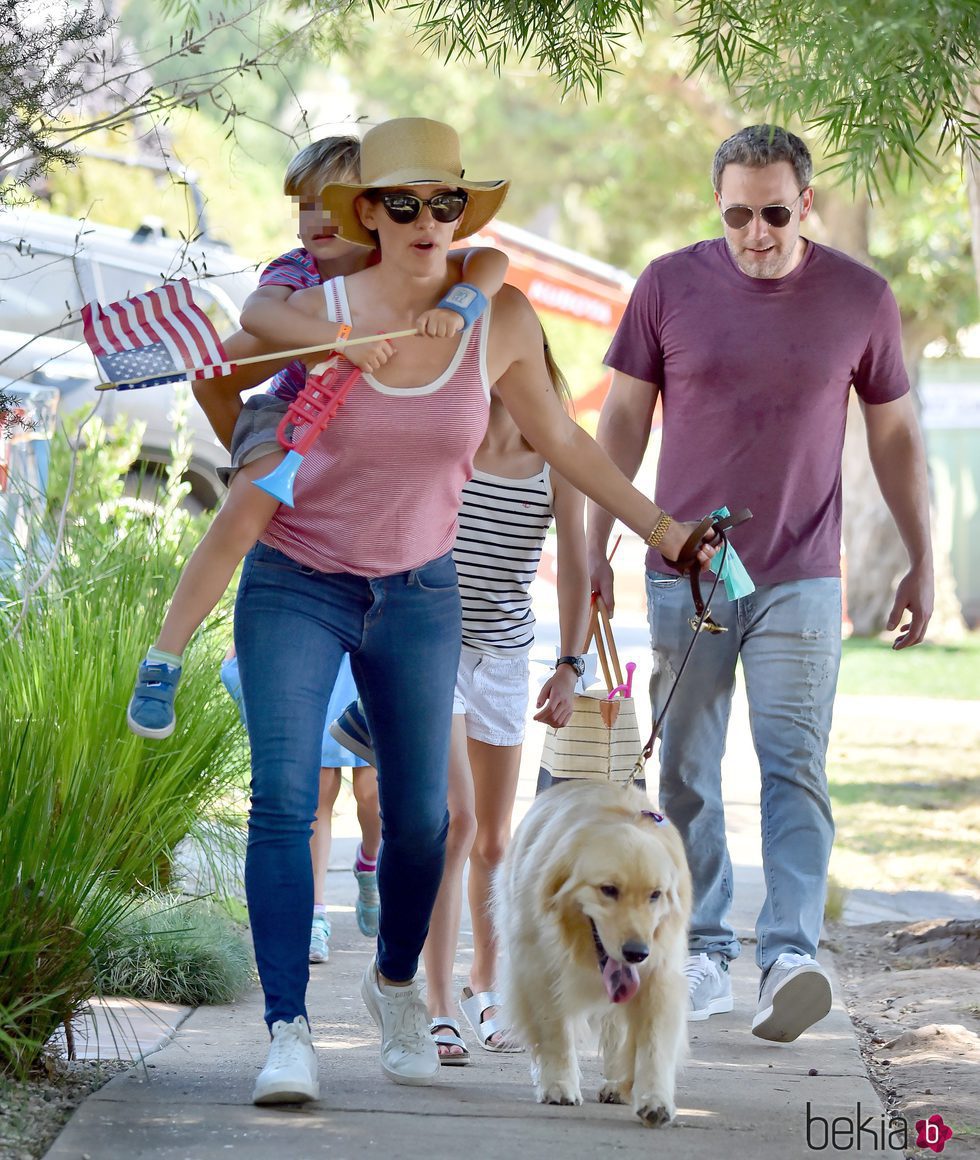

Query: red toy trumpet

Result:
[253,358,363,506]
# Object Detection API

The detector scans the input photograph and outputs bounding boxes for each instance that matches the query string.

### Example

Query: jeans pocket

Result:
[251,542,317,576]
[411,552,458,592]
[648,573,683,592]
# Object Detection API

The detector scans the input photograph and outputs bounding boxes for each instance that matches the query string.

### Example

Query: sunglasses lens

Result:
[428,192,467,222]
[722,206,753,229]
[381,195,422,224]
[761,205,792,227]
[722,203,796,229]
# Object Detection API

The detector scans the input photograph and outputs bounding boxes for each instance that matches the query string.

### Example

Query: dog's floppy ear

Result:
[661,837,693,920]
[538,836,576,914]
[662,872,683,919]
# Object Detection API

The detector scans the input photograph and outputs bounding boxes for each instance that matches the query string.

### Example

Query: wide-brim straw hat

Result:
[319,117,509,248]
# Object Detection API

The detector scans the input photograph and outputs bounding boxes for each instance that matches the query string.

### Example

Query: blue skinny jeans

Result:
[235,542,461,1028]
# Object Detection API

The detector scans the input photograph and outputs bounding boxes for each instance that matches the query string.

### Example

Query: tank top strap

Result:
[456,302,491,385]
[321,277,352,327]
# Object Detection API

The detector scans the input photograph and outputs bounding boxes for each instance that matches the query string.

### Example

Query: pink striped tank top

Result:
[260,276,492,577]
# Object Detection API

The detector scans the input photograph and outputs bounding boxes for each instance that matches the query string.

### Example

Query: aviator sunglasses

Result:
[720,190,805,230]
[369,190,469,225]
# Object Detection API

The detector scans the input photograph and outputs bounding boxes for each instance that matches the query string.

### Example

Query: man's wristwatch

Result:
[555,655,586,679]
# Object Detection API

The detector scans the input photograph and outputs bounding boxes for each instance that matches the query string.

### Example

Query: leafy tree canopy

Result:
[302,0,980,191]
[0,0,113,202]
[676,0,980,191]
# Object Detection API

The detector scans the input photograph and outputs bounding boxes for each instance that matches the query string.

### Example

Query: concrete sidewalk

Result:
[46,724,923,1160]
[44,841,905,1160]
[44,584,977,1159]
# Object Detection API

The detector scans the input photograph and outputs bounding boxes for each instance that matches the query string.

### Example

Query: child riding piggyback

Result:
[126,135,507,739]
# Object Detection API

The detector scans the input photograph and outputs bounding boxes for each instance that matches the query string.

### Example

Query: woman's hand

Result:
[659,517,719,570]
[533,665,579,729]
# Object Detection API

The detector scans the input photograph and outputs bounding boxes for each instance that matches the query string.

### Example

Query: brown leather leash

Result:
[628,507,752,786]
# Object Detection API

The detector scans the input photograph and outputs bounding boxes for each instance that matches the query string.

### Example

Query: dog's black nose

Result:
[621,940,649,964]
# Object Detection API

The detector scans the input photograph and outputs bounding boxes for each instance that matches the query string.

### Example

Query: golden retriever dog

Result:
[494,780,691,1127]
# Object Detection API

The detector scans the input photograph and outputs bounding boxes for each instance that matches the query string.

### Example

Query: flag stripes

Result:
[82,278,232,391]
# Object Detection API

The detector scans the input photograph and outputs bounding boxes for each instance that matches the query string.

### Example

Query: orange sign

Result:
[466,222,633,332]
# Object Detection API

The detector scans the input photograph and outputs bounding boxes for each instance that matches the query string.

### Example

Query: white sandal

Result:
[458,987,522,1053]
[429,1017,470,1066]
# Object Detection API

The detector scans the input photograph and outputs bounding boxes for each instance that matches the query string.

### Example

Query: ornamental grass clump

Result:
[92,893,253,1006]
[0,402,249,1076]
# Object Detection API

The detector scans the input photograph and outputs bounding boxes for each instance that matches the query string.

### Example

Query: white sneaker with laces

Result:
[751,952,832,1042]
[361,961,439,1086]
[252,1015,319,1105]
[685,952,734,1021]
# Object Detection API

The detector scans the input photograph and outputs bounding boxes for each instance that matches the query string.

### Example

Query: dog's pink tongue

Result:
[602,957,640,1004]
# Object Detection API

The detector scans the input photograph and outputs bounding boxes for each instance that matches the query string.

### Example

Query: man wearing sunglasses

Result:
[588,124,933,1045]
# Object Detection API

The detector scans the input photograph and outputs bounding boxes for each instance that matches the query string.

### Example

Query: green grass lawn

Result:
[828,664,980,895]
[836,632,980,700]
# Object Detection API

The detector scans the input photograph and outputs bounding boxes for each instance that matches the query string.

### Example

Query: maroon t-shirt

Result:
[605,238,910,585]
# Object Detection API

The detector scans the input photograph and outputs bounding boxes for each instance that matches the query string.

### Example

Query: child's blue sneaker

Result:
[354,868,380,938]
[127,660,181,739]
[309,914,331,963]
[328,700,376,765]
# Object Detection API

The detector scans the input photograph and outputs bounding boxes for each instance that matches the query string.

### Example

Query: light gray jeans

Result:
[645,573,842,973]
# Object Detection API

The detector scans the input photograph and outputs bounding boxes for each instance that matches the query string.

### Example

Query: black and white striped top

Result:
[453,465,554,656]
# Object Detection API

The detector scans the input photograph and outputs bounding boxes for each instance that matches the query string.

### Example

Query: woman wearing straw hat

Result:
[236,116,715,1104]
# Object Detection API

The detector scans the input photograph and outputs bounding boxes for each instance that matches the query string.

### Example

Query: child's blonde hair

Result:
[283,135,360,196]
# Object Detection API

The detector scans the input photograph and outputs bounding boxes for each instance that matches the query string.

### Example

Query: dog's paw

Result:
[634,1100,675,1128]
[538,1081,583,1106]
[598,1083,627,1105]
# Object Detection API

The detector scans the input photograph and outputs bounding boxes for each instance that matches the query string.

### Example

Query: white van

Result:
[0,209,260,508]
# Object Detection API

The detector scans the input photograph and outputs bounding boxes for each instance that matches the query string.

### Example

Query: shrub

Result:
[92,894,254,1006]
[0,401,249,1074]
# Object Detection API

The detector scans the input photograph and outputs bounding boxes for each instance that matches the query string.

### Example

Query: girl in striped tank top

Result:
[181,117,718,1104]
[330,338,590,1063]
[427,338,592,1062]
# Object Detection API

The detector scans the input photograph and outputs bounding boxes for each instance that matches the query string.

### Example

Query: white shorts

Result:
[452,647,530,747]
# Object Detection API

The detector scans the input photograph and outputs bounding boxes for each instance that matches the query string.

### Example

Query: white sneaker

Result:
[685,952,734,1020]
[252,1015,319,1105]
[751,952,832,1042]
[361,961,439,1086]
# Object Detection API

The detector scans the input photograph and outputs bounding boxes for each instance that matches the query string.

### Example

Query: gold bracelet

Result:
[645,512,673,549]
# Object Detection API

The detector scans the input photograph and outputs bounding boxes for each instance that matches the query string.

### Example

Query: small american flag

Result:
[81,278,234,391]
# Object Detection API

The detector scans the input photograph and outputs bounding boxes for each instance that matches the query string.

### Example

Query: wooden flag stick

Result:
[94,329,420,392]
